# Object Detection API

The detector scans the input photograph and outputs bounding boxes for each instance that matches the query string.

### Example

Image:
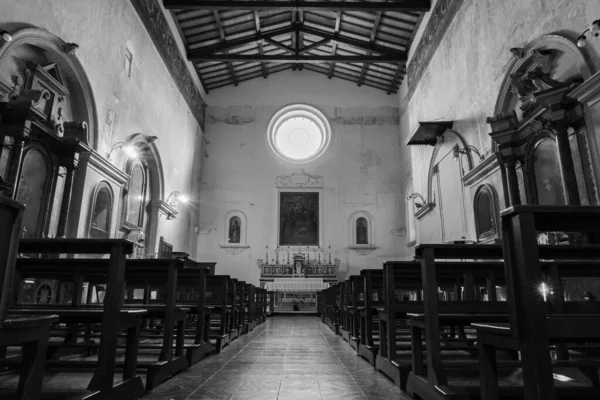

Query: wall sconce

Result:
[453,145,485,162]
[166,191,190,207]
[407,193,427,209]
[107,141,139,160]
[577,19,600,47]
[0,29,12,42]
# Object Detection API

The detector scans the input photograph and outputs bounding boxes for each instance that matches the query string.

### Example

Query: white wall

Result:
[198,69,410,284]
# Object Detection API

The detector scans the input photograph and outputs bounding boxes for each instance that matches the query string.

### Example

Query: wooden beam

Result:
[263,37,295,54]
[193,54,404,63]
[328,43,337,78]
[387,64,404,94]
[299,38,330,54]
[213,10,238,86]
[358,12,381,87]
[329,11,342,79]
[258,42,268,78]
[188,26,295,56]
[301,25,405,58]
[164,0,432,12]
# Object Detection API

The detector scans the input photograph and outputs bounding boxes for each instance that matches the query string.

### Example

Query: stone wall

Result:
[0,0,203,255]
[399,0,600,244]
[199,69,410,285]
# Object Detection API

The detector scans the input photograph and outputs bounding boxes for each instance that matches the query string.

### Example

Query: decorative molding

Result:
[130,0,206,129]
[414,202,435,220]
[275,169,324,188]
[219,244,250,255]
[462,154,501,187]
[83,149,130,186]
[569,71,600,108]
[404,0,465,103]
[148,199,178,220]
[348,245,377,256]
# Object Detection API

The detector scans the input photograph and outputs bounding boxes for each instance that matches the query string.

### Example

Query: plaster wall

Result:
[200,70,409,285]
[399,0,600,244]
[0,0,203,255]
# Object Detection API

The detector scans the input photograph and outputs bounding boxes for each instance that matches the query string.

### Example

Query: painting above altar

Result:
[279,191,319,246]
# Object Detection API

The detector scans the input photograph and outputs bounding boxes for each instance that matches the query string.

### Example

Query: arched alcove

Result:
[0,27,99,149]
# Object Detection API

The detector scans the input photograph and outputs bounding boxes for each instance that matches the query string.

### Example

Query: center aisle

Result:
[142,316,411,400]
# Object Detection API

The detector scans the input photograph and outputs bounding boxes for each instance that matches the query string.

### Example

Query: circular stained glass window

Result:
[268,104,331,163]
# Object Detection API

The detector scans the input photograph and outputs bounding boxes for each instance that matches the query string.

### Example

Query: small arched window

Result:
[89,182,113,239]
[356,217,368,245]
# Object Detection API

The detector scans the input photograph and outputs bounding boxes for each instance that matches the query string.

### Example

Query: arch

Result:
[15,142,54,238]
[88,181,114,239]
[222,209,248,246]
[348,210,374,247]
[425,130,470,209]
[473,184,500,243]
[0,27,99,149]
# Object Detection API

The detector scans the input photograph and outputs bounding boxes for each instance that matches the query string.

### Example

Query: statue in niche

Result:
[356,217,368,245]
[228,217,241,243]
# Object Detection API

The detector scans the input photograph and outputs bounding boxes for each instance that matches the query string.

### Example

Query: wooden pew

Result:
[377,258,507,390]
[237,281,248,334]
[0,196,58,400]
[13,258,189,391]
[474,206,600,400]
[228,278,240,342]
[358,269,384,365]
[8,239,146,400]
[326,284,340,334]
[244,284,256,331]
[176,263,213,366]
[266,290,275,317]
[348,275,363,351]
[206,275,230,352]
[338,281,349,341]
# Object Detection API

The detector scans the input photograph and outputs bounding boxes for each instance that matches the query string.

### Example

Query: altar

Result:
[258,250,339,313]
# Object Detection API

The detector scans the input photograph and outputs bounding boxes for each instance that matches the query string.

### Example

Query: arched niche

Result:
[88,181,114,239]
[348,211,376,255]
[118,133,166,258]
[0,27,99,149]
[219,210,250,255]
[473,184,500,243]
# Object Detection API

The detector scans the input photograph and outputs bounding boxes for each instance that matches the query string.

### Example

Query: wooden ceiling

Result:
[165,1,430,94]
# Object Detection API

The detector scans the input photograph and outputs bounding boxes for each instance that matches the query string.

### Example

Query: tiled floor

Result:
[143,316,412,400]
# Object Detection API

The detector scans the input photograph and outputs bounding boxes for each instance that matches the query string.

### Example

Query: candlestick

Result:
[328,245,332,264]
[266,245,269,262]
[287,246,290,265]
[306,246,310,262]
[318,251,321,264]
[276,250,279,264]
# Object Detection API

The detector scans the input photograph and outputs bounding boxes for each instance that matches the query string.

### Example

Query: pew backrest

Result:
[0,196,24,321]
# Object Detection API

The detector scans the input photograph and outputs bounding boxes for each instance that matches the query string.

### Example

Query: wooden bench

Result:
[244,283,256,332]
[339,280,350,342]
[0,196,58,400]
[9,239,146,400]
[206,275,230,353]
[266,290,275,317]
[348,275,363,351]
[228,278,240,342]
[358,269,385,365]
[377,258,508,390]
[473,206,600,400]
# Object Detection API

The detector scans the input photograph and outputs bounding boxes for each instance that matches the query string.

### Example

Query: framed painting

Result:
[278,191,320,246]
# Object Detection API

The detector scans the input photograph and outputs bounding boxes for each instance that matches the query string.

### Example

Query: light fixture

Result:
[407,193,427,209]
[538,281,551,302]
[453,145,485,162]
[0,29,12,42]
[24,279,35,284]
[106,141,139,160]
[166,191,190,207]
[577,19,600,48]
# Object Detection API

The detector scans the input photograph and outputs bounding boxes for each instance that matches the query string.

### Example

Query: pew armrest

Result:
[1,314,59,329]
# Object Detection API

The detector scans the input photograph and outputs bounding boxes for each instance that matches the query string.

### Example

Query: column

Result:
[5,134,26,199]
[554,121,581,205]
[496,153,511,207]
[498,154,521,206]
[56,159,78,238]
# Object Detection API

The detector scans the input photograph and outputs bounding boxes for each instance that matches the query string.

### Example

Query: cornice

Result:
[569,71,600,107]
[130,0,206,129]
[82,149,130,186]
[462,155,500,187]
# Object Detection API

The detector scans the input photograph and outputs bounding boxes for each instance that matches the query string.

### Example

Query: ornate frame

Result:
[219,209,250,255]
[88,181,114,239]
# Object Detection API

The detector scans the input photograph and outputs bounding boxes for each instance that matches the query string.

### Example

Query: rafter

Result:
[254,11,268,79]
[213,10,238,86]
[299,38,330,54]
[164,0,432,12]
[387,64,404,94]
[358,12,381,87]
[329,11,342,79]
[188,26,296,56]
[263,37,295,54]
[193,54,404,63]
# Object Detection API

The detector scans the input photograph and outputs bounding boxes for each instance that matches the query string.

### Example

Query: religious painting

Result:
[533,138,565,206]
[228,216,241,243]
[356,217,368,245]
[279,192,319,246]
[474,185,497,242]
[90,184,112,239]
